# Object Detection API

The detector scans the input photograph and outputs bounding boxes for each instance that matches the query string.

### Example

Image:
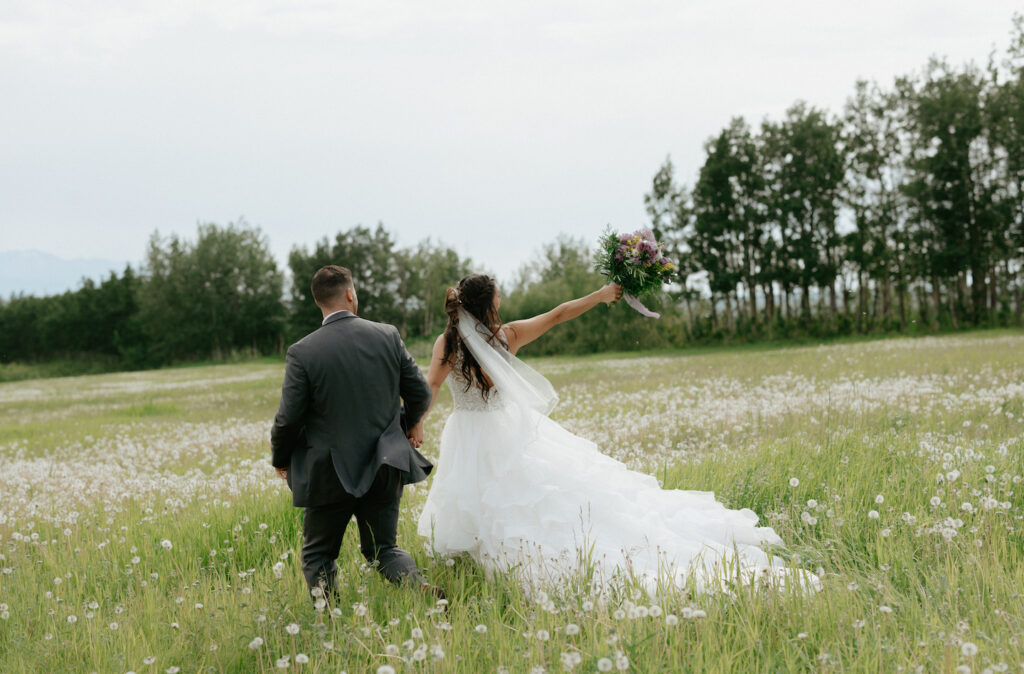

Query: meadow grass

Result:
[0,331,1022,673]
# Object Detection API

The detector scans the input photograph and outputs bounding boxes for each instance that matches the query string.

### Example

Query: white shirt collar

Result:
[322,309,351,325]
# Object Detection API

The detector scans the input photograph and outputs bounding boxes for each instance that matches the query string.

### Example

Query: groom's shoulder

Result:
[300,316,400,344]
[346,316,401,340]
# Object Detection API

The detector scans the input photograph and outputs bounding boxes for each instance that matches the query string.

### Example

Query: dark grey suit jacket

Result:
[270,311,433,506]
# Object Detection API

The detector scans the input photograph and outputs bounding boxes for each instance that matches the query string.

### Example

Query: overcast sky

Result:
[1,1,1020,291]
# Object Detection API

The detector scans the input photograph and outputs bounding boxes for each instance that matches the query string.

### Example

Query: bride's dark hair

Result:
[443,274,504,399]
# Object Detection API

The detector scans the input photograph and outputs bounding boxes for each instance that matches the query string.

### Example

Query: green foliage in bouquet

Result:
[594,228,677,296]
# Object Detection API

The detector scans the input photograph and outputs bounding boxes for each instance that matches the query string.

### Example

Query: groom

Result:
[270,265,435,597]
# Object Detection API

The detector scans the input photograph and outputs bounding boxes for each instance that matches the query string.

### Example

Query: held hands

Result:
[275,467,288,481]
[407,422,425,449]
[601,283,624,304]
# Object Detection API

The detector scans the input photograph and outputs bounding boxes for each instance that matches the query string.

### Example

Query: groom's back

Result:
[279,313,428,503]
[293,315,401,432]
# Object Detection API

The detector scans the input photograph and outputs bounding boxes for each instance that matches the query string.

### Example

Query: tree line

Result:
[645,15,1024,339]
[0,221,474,370]
[2,16,1022,373]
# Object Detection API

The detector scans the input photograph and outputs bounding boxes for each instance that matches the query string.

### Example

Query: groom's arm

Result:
[394,328,431,430]
[270,347,310,470]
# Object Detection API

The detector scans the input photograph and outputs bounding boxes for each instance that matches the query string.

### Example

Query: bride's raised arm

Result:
[503,283,621,355]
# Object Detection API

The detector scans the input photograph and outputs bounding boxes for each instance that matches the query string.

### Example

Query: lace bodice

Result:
[447,370,504,411]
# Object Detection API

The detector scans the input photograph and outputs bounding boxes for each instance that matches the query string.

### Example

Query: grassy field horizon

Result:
[1,331,1022,672]
[5,324,1024,386]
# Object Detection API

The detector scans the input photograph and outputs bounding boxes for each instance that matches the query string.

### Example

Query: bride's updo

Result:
[443,274,503,399]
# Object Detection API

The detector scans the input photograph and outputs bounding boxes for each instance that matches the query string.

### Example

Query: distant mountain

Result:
[0,250,133,299]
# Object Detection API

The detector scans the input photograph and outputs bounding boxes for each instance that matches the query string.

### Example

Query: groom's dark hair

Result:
[311,265,353,306]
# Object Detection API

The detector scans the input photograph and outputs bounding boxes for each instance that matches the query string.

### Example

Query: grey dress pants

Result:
[300,464,424,595]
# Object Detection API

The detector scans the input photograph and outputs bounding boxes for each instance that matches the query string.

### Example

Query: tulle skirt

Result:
[417,400,807,593]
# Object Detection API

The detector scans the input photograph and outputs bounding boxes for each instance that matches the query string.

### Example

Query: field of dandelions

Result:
[1,330,1023,673]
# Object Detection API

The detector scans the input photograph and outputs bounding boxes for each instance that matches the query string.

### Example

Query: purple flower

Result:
[614,252,624,261]
[637,227,656,242]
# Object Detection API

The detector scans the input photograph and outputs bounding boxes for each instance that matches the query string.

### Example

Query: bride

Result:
[410,274,808,593]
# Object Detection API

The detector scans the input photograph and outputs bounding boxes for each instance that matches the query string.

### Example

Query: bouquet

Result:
[595,227,676,318]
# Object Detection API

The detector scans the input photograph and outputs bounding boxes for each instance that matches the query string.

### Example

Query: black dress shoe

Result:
[421,582,448,606]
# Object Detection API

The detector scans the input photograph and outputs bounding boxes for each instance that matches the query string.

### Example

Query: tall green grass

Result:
[0,333,1022,672]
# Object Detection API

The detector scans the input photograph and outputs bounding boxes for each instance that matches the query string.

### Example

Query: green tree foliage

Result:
[138,221,285,363]
[286,226,473,342]
[986,14,1024,325]
[0,267,141,366]
[501,236,685,355]
[397,239,475,338]
[286,224,400,342]
[761,102,845,323]
[691,117,768,333]
[903,60,998,326]
[644,14,1024,342]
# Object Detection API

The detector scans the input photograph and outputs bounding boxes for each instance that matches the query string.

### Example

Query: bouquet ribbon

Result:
[624,293,660,318]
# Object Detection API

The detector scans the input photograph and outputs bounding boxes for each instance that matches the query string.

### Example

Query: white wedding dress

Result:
[417,313,811,594]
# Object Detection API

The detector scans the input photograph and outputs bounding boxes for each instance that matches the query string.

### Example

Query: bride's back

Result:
[446,327,510,411]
